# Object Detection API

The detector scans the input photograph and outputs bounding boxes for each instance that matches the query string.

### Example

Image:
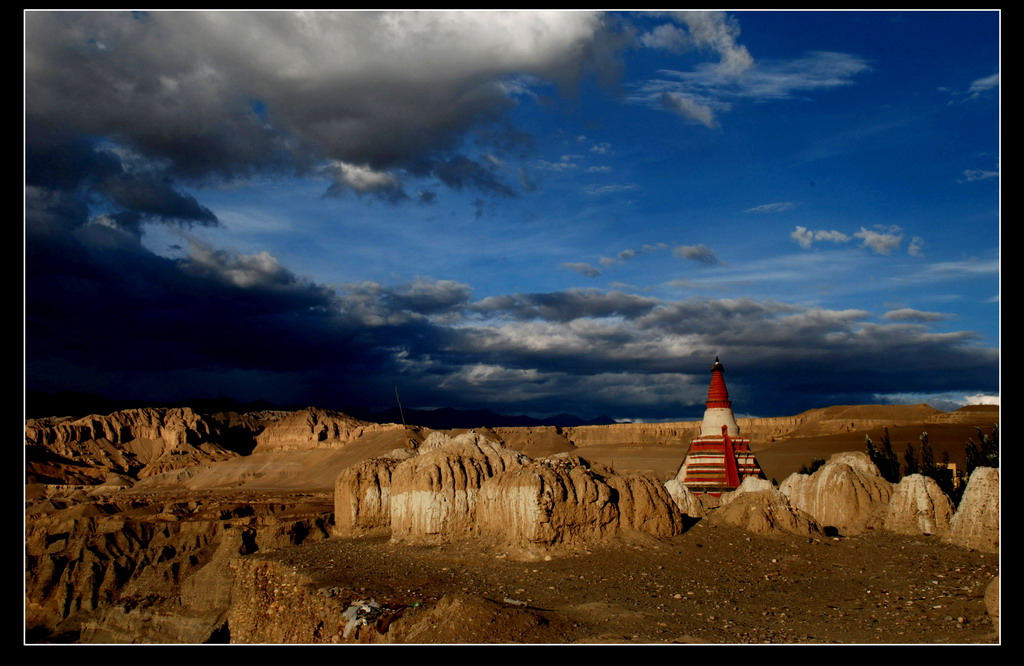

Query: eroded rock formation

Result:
[25,400,1000,644]
[25,495,332,642]
[883,474,955,536]
[389,434,528,542]
[25,407,238,481]
[719,476,775,505]
[475,456,684,550]
[663,479,707,518]
[985,576,999,627]
[333,449,416,536]
[253,407,405,453]
[779,451,893,534]
[708,489,823,537]
[332,432,686,552]
[946,467,999,553]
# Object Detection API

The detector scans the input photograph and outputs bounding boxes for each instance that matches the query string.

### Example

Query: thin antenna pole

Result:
[394,386,407,427]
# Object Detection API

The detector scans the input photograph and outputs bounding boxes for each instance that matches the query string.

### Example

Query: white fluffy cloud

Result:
[883,308,948,323]
[965,393,999,406]
[791,226,851,250]
[854,225,904,255]
[660,92,719,128]
[640,11,753,76]
[327,162,404,199]
[184,240,309,291]
[791,225,927,257]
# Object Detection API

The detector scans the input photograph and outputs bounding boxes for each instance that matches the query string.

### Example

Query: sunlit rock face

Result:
[883,474,954,536]
[780,451,893,535]
[946,467,999,553]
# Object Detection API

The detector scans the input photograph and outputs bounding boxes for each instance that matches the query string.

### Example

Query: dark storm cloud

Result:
[473,290,660,322]
[339,279,472,324]
[431,156,518,198]
[26,130,219,235]
[25,11,613,197]
[98,174,218,225]
[25,131,122,191]
[433,294,996,417]
[25,217,446,406]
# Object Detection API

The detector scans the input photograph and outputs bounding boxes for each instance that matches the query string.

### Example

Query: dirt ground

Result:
[259,524,999,645]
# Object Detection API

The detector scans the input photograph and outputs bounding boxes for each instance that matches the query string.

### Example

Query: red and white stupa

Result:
[675,357,765,494]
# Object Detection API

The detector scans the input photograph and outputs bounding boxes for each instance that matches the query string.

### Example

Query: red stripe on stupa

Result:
[721,425,741,488]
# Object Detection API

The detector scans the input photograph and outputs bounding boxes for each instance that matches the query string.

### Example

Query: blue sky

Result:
[25,11,999,420]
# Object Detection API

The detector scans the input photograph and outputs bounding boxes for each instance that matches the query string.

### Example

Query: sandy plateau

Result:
[25,403,999,644]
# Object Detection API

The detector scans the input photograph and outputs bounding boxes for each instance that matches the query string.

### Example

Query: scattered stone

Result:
[985,576,999,625]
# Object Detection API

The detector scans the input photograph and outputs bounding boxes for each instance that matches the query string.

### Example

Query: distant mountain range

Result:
[345,406,616,429]
[24,390,616,429]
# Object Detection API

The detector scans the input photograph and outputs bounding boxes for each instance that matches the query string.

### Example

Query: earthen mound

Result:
[390,593,551,644]
[87,473,136,496]
[719,476,774,505]
[946,467,999,553]
[883,474,954,536]
[779,451,892,534]
[337,432,687,552]
[708,489,822,537]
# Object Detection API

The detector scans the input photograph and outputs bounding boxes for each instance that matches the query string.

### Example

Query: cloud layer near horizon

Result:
[27,202,996,418]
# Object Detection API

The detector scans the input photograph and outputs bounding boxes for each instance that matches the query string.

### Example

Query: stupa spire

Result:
[706,356,731,409]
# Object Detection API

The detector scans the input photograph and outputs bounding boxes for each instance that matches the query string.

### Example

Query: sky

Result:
[24,10,1000,421]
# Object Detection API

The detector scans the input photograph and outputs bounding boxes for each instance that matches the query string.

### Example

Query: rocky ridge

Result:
[26,408,240,482]
[26,492,333,642]
[253,408,406,453]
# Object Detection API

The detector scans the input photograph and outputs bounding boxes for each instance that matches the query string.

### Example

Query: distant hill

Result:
[330,406,617,429]
[24,391,297,421]
[24,390,616,429]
